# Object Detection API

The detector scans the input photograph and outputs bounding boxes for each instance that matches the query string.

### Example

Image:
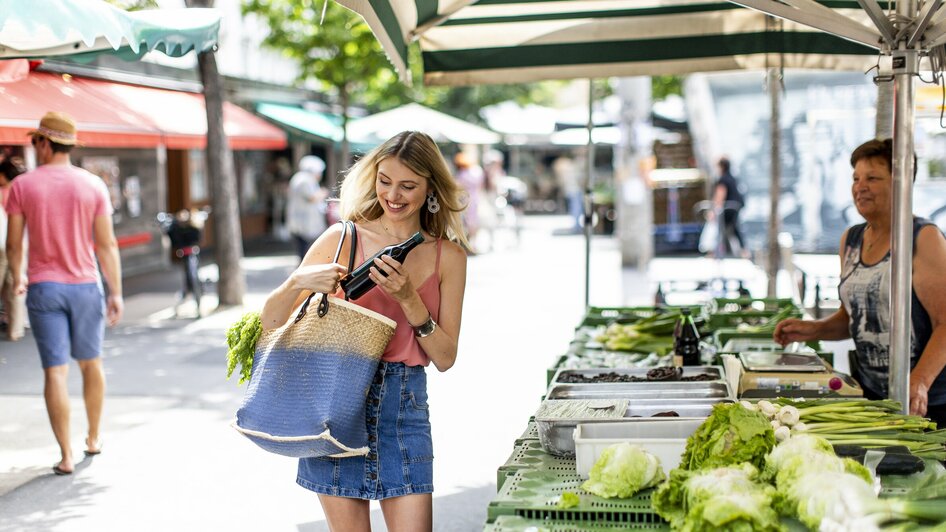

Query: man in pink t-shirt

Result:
[5,111,124,476]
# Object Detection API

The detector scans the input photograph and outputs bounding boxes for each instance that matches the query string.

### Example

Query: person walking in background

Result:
[159,208,207,318]
[710,157,749,258]
[0,156,27,341]
[553,154,582,233]
[5,111,124,476]
[260,131,469,531]
[454,151,484,251]
[286,155,329,262]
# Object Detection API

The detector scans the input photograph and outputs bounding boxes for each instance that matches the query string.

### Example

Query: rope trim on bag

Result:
[230,421,370,456]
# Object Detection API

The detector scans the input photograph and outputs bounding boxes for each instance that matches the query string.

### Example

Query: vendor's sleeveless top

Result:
[839,217,944,404]
[338,235,442,367]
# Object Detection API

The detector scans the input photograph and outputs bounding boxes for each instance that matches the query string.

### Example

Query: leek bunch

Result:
[763,399,946,460]
[593,313,681,354]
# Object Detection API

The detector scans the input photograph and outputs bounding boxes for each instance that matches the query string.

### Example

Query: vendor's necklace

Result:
[865,226,886,252]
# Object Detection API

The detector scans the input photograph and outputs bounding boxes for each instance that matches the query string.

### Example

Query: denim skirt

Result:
[297,362,434,499]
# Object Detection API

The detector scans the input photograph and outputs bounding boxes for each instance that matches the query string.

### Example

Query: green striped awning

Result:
[335,0,881,86]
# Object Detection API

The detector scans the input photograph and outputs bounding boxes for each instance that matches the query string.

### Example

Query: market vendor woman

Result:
[774,138,946,425]
[260,131,469,531]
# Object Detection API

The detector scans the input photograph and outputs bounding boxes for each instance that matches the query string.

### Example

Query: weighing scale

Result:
[737,351,863,398]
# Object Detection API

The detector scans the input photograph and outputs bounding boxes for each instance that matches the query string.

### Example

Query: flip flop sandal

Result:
[52,465,73,476]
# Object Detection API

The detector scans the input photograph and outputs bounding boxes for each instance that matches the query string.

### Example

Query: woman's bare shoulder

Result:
[439,240,468,267]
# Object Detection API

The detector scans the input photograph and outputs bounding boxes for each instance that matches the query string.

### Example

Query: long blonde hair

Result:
[339,131,470,250]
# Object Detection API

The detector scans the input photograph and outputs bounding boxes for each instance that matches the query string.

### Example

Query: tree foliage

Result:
[652,75,684,100]
[242,0,397,107]
[241,0,560,125]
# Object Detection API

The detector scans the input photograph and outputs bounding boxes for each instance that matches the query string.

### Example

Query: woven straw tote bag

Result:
[234,221,396,457]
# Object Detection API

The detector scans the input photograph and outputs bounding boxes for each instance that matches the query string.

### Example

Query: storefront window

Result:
[189,149,208,203]
[82,156,123,222]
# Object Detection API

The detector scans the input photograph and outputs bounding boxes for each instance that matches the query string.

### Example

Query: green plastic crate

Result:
[488,469,665,525]
[497,440,577,492]
[515,417,539,446]
[484,515,669,531]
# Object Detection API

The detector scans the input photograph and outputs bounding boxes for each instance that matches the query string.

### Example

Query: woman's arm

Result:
[370,241,467,372]
[773,229,852,345]
[908,225,946,416]
[260,224,348,331]
[773,307,850,345]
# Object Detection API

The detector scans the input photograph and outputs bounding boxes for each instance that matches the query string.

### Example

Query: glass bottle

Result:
[341,232,425,300]
[673,308,701,367]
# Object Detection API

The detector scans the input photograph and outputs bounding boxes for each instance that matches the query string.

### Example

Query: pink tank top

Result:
[339,235,442,367]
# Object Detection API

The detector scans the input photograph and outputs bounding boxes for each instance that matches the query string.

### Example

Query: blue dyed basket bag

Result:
[234,221,396,457]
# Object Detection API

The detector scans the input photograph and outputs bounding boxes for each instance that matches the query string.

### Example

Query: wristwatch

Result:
[413,315,437,338]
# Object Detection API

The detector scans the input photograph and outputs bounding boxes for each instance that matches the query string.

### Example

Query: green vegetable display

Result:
[680,402,775,471]
[581,442,665,498]
[593,313,680,354]
[652,463,783,532]
[763,432,946,530]
[226,311,262,384]
[771,398,946,460]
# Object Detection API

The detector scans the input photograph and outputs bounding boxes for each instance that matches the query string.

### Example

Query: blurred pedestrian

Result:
[454,151,484,250]
[5,111,123,475]
[286,155,329,262]
[0,156,27,341]
[553,154,582,232]
[711,157,749,258]
[159,208,207,317]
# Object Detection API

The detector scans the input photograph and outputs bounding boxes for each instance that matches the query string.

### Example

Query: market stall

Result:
[481,295,946,530]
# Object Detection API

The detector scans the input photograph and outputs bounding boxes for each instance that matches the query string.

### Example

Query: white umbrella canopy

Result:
[0,0,221,60]
[347,102,500,147]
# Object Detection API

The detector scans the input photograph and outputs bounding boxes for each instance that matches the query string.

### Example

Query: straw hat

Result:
[28,111,79,145]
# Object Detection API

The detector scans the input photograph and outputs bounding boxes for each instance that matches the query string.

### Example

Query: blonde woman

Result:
[260,131,469,531]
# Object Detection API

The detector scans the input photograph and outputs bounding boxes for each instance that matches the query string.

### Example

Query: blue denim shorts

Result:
[26,282,105,368]
[297,362,434,499]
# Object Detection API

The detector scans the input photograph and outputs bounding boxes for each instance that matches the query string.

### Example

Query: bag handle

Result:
[294,221,357,322]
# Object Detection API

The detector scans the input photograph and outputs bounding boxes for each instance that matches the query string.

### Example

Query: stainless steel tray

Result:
[551,365,723,385]
[535,398,728,457]
[546,381,732,400]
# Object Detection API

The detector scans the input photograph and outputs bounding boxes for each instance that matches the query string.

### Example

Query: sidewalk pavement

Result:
[0,216,790,531]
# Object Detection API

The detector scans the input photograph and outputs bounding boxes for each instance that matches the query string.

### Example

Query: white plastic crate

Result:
[573,419,703,478]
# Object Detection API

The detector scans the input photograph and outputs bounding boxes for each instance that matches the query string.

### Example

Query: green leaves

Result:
[226,311,262,384]
[680,403,776,472]
[580,443,665,499]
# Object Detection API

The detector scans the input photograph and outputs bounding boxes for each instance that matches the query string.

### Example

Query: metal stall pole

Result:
[766,67,781,298]
[889,0,919,413]
[584,78,596,308]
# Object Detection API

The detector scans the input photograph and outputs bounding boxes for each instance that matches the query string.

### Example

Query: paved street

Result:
[0,216,639,532]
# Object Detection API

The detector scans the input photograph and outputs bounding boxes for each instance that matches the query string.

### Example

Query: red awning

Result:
[0,71,287,151]
[85,80,288,150]
[0,72,163,148]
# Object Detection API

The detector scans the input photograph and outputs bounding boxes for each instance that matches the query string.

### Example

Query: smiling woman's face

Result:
[375,157,429,222]
[851,156,892,221]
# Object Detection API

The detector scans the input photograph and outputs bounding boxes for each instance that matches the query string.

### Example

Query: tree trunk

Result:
[187,0,245,306]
